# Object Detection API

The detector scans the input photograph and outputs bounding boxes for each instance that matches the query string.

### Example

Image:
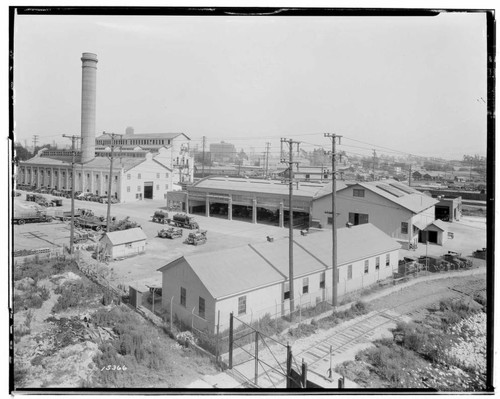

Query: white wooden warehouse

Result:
[158,223,400,333]
[100,227,147,260]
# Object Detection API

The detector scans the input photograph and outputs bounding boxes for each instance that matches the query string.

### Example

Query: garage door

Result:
[144,182,153,199]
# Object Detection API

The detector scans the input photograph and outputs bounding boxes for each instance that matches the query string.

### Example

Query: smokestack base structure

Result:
[81,52,98,163]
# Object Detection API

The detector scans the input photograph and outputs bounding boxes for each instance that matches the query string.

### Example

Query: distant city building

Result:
[16,52,194,202]
[209,141,236,163]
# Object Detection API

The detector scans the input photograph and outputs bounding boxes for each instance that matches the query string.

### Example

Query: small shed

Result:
[100,227,147,260]
[422,220,448,246]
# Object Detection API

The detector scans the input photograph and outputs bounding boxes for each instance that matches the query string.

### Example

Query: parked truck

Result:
[170,213,199,229]
[151,210,170,224]
[184,230,207,245]
[158,227,183,239]
[14,209,53,225]
[74,214,107,231]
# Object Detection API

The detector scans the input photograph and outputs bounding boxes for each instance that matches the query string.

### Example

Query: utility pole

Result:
[105,132,123,232]
[32,135,39,152]
[63,134,81,254]
[409,164,412,187]
[372,149,377,181]
[265,142,271,178]
[324,133,342,307]
[202,136,206,178]
[280,138,300,319]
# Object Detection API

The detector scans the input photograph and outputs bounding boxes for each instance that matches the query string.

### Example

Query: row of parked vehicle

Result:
[399,251,473,274]
[17,185,118,203]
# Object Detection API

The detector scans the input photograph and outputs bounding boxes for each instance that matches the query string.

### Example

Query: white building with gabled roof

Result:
[335,179,442,247]
[158,223,400,333]
[100,227,147,260]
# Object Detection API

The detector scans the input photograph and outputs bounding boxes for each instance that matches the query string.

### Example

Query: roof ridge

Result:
[248,244,287,279]
[292,240,330,269]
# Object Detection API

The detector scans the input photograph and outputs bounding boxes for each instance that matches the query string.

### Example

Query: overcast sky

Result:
[13,9,488,160]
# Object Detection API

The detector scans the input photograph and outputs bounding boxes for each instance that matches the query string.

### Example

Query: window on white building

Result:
[353,189,365,197]
[364,260,369,274]
[137,186,141,192]
[165,184,168,190]
[320,272,325,289]
[401,222,408,234]
[199,297,205,319]
[165,173,169,178]
[138,173,141,179]
[127,174,131,180]
[284,282,290,300]
[127,186,130,192]
[238,296,246,315]
[376,257,380,270]
[386,254,390,267]
[180,287,186,307]
[156,185,160,191]
[302,277,309,294]
[348,265,353,280]
[156,173,160,179]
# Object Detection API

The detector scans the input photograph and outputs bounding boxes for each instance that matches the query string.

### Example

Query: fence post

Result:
[286,343,292,389]
[170,296,174,332]
[301,359,307,388]
[228,312,234,369]
[299,295,302,324]
[216,310,220,366]
[254,331,259,385]
[275,299,278,330]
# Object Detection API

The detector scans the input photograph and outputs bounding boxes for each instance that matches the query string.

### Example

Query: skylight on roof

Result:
[388,182,414,194]
[376,184,404,197]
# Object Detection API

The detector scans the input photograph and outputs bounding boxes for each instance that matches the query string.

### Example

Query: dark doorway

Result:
[349,212,369,225]
[435,205,450,221]
[144,182,153,199]
[428,230,438,244]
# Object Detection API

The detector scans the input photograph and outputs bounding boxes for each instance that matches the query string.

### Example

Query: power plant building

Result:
[16,52,194,202]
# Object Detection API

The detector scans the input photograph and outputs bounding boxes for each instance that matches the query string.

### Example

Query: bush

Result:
[52,280,106,312]
[288,323,317,338]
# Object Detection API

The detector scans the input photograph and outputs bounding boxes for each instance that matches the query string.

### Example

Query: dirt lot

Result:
[13,193,291,288]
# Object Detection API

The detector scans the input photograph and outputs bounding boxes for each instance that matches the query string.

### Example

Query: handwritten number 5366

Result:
[101,365,127,371]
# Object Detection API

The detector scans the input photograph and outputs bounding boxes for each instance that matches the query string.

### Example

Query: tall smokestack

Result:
[80,52,98,163]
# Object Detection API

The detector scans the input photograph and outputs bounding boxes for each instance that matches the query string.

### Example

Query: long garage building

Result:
[167,176,348,228]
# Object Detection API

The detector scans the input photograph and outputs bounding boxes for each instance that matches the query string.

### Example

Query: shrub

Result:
[52,280,106,312]
[13,365,28,387]
[288,323,317,338]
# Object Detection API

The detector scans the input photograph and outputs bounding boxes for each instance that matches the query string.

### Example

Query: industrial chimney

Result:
[80,52,98,163]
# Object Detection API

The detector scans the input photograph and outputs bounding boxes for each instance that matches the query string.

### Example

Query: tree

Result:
[13,142,32,165]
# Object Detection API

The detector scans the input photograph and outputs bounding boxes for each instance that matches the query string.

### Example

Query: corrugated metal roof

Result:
[158,223,400,299]
[100,227,147,245]
[191,177,348,199]
[340,180,438,214]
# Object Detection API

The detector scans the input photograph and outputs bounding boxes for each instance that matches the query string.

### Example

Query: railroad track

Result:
[231,277,486,388]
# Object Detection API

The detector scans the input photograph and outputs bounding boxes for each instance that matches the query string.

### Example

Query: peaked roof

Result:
[100,227,147,245]
[158,246,284,299]
[96,132,189,140]
[338,179,438,214]
[428,219,448,231]
[190,177,348,199]
[158,223,400,299]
